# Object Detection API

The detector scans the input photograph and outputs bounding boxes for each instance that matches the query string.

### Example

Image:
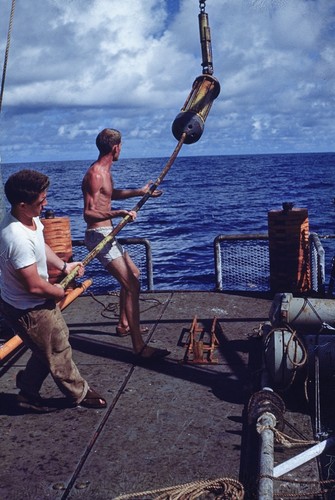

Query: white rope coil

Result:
[113,477,245,500]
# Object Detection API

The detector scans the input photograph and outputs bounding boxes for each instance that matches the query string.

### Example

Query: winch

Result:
[261,322,306,390]
[262,292,335,390]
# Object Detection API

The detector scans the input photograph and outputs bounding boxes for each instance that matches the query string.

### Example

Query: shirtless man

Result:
[82,128,170,361]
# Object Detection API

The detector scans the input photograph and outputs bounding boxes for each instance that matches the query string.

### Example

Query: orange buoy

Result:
[268,203,310,293]
[41,215,73,284]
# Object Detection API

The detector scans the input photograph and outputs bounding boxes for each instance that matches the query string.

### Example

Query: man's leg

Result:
[10,303,88,404]
[106,254,170,360]
[19,306,106,408]
[106,254,144,353]
[0,299,51,399]
[118,287,128,331]
[46,306,89,404]
[16,353,49,399]
[117,253,141,332]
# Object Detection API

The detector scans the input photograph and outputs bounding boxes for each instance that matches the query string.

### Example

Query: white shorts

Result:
[85,227,124,268]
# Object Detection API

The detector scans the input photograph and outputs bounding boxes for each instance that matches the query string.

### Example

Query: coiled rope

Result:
[113,477,244,500]
[0,0,16,112]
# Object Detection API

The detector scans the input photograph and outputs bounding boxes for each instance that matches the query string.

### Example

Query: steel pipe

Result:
[257,411,277,500]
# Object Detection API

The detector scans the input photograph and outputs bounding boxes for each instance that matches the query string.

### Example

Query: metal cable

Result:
[0,0,16,113]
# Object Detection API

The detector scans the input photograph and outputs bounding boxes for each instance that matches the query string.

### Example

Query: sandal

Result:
[116,326,149,337]
[134,346,170,364]
[80,388,107,409]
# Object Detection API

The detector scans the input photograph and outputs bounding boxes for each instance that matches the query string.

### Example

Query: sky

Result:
[0,0,334,163]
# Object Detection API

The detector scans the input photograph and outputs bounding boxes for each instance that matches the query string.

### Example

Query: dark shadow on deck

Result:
[68,332,251,407]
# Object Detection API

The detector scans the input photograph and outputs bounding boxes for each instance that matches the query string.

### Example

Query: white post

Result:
[273,436,335,478]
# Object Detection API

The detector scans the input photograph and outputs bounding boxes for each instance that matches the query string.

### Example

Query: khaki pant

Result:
[0,298,88,405]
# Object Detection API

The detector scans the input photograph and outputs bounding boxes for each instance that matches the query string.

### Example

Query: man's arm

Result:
[112,181,162,200]
[45,244,85,277]
[16,264,65,300]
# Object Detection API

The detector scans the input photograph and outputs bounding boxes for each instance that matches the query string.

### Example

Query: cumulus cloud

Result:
[0,0,334,161]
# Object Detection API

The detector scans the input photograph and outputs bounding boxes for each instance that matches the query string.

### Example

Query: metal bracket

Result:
[183,316,220,364]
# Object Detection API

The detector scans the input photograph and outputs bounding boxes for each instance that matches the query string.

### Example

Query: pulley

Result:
[171,0,221,144]
[247,388,285,430]
[172,74,220,144]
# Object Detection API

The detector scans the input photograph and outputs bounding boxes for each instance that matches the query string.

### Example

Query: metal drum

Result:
[270,292,335,333]
[262,323,306,389]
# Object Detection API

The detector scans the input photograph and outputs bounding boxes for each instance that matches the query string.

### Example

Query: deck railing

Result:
[72,237,154,293]
[214,232,326,294]
[71,233,331,294]
[214,234,270,292]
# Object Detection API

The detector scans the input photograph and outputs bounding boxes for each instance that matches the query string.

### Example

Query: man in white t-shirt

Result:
[0,169,106,412]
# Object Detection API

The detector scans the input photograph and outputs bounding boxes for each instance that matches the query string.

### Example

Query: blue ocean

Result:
[1,152,335,291]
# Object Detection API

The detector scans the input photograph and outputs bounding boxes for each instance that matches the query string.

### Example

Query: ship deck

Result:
[0,290,327,499]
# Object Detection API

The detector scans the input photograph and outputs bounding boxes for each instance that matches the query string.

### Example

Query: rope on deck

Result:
[113,477,244,500]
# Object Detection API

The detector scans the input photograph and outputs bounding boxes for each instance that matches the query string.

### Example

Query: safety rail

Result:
[214,233,326,294]
[72,237,154,293]
[214,234,270,292]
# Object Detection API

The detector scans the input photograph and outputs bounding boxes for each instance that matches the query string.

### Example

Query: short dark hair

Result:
[96,128,121,155]
[4,169,50,206]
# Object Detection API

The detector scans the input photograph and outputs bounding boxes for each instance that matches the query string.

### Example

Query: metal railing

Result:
[214,233,326,293]
[70,233,330,294]
[72,237,154,293]
[214,234,270,292]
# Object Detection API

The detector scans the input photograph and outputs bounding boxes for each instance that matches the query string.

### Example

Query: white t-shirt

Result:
[0,213,49,309]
